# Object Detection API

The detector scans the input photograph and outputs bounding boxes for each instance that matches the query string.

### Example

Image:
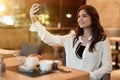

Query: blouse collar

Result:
[79,36,92,42]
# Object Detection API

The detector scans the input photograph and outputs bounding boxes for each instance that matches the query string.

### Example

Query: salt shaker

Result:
[0,56,6,74]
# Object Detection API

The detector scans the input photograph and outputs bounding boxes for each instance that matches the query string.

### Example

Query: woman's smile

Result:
[77,9,91,28]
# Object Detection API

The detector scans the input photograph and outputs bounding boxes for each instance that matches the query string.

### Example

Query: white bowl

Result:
[39,60,53,72]
[25,57,39,70]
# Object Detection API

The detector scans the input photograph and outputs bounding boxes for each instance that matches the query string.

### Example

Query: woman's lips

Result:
[79,22,85,25]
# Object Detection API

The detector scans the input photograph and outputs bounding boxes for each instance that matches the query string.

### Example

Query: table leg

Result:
[114,42,120,69]
[115,55,119,69]
[115,42,119,50]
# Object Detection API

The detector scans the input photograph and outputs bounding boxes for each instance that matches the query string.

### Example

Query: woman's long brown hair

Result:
[73,5,106,52]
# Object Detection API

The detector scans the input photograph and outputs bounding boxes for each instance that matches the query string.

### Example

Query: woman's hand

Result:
[30,3,40,22]
[29,3,45,32]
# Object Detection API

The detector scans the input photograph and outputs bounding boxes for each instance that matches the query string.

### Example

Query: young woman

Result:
[30,4,112,80]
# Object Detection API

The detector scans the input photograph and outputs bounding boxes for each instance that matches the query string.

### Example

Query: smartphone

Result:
[34,4,45,15]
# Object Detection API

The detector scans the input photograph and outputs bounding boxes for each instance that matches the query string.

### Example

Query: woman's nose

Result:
[78,17,82,22]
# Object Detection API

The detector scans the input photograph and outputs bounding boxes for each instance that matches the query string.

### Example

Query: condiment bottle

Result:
[52,61,58,70]
[0,56,6,74]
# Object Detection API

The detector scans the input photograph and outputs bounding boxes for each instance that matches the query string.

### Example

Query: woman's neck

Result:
[81,29,92,46]
[82,28,92,39]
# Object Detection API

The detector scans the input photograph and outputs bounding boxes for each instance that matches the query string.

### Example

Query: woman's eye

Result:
[83,15,88,17]
[77,14,88,19]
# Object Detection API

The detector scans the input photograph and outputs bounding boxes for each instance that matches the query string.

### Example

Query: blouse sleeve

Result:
[30,21,72,46]
[90,38,112,80]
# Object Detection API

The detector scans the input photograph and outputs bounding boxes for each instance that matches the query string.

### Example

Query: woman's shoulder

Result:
[96,37,109,44]
[103,37,109,42]
[98,37,110,45]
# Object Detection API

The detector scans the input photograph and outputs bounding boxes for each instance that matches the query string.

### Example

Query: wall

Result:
[87,0,120,37]
[0,27,30,49]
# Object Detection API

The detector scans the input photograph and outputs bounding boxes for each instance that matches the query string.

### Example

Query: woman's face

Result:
[77,9,91,28]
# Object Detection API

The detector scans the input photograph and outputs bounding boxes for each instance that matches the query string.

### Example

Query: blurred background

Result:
[0,1,120,79]
[0,0,120,50]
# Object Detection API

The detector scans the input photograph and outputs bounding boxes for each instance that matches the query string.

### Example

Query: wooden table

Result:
[0,57,90,80]
[109,37,120,42]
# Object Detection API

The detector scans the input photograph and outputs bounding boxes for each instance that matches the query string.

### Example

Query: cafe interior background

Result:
[0,0,120,61]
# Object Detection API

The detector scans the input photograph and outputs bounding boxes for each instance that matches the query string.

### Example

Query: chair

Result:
[19,43,41,56]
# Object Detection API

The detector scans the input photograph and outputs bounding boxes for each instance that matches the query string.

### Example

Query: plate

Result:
[7,65,54,77]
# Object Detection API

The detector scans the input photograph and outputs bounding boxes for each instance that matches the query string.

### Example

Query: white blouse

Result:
[30,21,112,80]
